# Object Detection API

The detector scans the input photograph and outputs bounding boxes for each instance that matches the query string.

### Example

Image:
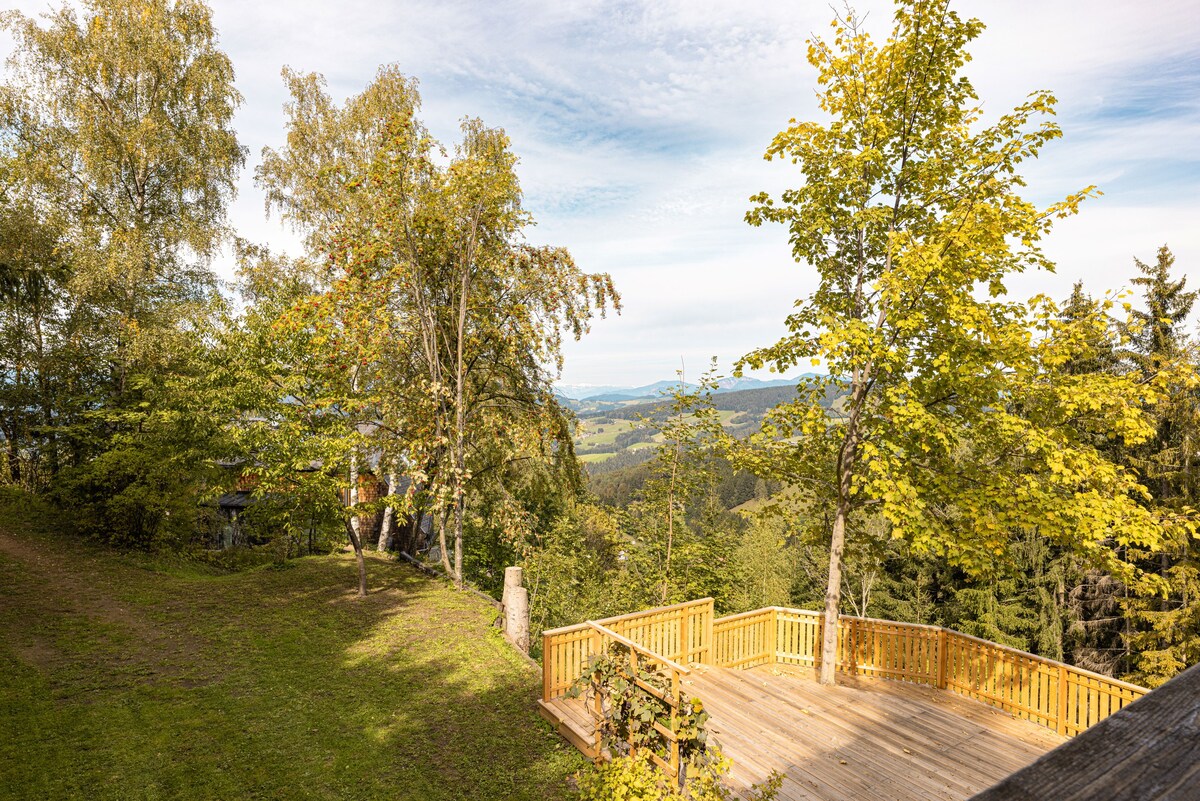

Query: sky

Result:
[4,0,1199,388]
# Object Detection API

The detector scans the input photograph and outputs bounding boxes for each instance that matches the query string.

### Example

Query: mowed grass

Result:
[575,419,640,448]
[0,501,583,800]
[575,409,747,459]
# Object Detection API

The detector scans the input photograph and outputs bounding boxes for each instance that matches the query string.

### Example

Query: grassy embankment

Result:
[0,493,583,800]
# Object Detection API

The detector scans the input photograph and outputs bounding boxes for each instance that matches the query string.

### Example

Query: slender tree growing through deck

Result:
[740,0,1182,685]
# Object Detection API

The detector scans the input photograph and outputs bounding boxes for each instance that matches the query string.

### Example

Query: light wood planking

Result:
[539,663,1066,801]
[541,599,1150,797]
[687,664,1065,801]
[708,607,1147,737]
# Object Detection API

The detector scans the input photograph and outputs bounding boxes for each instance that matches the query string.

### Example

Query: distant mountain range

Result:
[556,374,822,402]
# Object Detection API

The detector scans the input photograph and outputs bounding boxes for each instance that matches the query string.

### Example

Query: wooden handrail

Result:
[545,598,1149,743]
[590,597,713,628]
[944,627,1147,695]
[712,606,780,625]
[542,597,713,638]
[585,621,693,675]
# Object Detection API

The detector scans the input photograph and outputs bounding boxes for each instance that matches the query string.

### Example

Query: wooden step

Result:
[537,698,597,758]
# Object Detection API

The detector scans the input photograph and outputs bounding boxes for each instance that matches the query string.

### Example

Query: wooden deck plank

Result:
[686,671,909,801]
[690,665,1065,800]
[540,662,1066,801]
[704,672,984,796]
[690,668,992,800]
[761,666,1057,768]
[792,666,1065,750]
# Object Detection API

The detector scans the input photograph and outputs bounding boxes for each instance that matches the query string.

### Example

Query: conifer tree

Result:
[1120,246,1200,685]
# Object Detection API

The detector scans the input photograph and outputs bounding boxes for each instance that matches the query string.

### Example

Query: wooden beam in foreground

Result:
[970,661,1200,801]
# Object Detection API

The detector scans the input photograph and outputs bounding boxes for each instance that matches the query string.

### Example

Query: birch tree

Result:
[0,0,244,542]
[259,69,618,589]
[1,0,244,397]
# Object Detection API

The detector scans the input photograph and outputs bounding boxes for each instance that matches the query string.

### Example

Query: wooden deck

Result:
[541,663,1066,801]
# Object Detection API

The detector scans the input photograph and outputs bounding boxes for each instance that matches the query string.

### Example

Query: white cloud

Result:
[3,0,1198,385]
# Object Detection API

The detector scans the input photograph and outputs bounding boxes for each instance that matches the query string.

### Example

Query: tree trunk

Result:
[343,517,368,597]
[820,375,866,686]
[3,425,19,486]
[348,451,360,542]
[406,510,424,554]
[453,499,464,590]
[662,449,678,604]
[376,467,398,552]
[34,312,57,481]
[452,247,472,591]
[437,506,453,576]
[820,497,849,685]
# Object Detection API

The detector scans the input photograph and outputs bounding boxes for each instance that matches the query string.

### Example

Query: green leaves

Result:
[569,643,710,765]
[253,67,619,586]
[741,0,1175,613]
[0,0,245,533]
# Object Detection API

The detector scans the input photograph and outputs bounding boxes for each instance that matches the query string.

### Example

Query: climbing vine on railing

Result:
[567,643,709,765]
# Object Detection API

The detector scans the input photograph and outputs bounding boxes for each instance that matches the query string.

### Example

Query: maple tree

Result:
[741,0,1182,684]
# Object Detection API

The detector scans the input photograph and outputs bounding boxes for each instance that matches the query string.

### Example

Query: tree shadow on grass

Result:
[198,556,583,800]
[0,546,583,801]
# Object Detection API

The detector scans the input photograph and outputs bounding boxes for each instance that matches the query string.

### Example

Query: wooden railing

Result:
[708,606,1147,737]
[541,598,713,701]
[712,607,776,668]
[582,621,691,779]
[543,600,1148,740]
[941,628,1145,736]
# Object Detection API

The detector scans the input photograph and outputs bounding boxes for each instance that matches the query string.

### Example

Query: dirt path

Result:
[0,526,197,685]
[0,526,147,628]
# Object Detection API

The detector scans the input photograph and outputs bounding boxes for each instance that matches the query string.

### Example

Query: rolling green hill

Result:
[573,382,842,469]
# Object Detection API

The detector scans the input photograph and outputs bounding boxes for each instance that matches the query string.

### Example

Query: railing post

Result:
[669,669,681,783]
[845,617,855,675]
[592,675,604,760]
[703,599,714,666]
[1057,663,1070,736]
[936,628,948,689]
[542,633,551,701]
[815,613,824,672]
[769,608,778,665]
[591,629,605,760]
[678,604,690,665]
[628,647,638,759]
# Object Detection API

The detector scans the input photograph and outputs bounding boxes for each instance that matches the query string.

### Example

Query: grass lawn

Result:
[574,418,638,447]
[0,498,584,800]
[577,452,616,464]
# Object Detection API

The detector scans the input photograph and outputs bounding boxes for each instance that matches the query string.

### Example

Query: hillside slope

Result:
[575,382,842,470]
[0,500,581,801]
